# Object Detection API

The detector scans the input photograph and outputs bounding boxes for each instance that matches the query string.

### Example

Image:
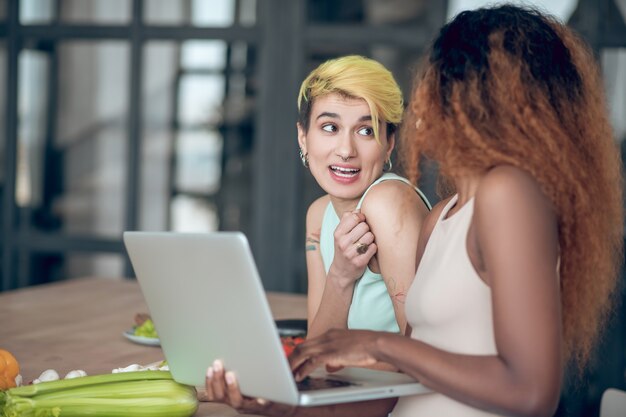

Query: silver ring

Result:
[355,242,369,255]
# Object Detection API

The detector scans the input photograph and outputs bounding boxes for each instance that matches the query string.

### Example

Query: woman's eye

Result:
[321,124,337,133]
[357,126,374,136]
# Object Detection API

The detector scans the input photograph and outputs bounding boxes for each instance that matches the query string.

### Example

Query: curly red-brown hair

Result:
[400,5,624,371]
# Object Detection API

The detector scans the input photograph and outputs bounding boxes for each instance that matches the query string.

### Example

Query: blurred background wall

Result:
[0,0,625,415]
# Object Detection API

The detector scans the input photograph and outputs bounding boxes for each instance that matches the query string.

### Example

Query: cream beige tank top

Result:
[391,194,502,417]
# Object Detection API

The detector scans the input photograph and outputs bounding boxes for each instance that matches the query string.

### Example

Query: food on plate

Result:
[0,349,20,390]
[134,319,158,338]
[0,370,198,417]
[134,312,151,326]
[281,336,305,357]
[132,313,159,339]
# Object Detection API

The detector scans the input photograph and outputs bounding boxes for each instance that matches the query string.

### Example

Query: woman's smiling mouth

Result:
[329,165,361,182]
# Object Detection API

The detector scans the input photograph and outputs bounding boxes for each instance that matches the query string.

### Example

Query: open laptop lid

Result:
[123,231,300,405]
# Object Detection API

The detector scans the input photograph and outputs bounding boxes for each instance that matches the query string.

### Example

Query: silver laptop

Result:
[123,231,429,406]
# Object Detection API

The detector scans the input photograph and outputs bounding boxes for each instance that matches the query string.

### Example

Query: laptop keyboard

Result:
[296,376,356,391]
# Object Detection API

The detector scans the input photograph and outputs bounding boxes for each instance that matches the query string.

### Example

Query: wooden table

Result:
[0,277,307,416]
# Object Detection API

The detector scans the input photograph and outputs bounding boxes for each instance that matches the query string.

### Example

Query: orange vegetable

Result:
[281,336,305,357]
[0,349,20,390]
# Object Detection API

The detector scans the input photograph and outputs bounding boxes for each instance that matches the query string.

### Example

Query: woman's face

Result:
[297,93,394,202]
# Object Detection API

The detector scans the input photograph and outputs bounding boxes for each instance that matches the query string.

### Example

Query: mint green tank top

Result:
[319,173,431,333]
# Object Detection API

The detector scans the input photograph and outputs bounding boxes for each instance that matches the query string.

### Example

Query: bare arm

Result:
[359,181,429,332]
[304,195,334,332]
[291,166,562,417]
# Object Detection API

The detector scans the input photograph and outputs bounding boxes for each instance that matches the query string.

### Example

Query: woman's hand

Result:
[329,211,377,287]
[289,329,384,381]
[204,360,297,417]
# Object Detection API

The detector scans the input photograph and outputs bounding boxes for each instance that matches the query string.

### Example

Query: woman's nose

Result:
[335,132,356,161]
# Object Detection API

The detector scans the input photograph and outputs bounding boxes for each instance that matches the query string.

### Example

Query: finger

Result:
[288,349,310,376]
[256,397,270,410]
[358,231,375,246]
[288,332,326,358]
[363,242,377,258]
[211,360,226,400]
[224,371,244,408]
[335,211,365,235]
[351,209,365,221]
[345,222,371,247]
[352,232,375,256]
[326,364,345,373]
[237,397,272,415]
[336,223,370,256]
[205,366,215,401]
[293,356,326,381]
[288,343,318,377]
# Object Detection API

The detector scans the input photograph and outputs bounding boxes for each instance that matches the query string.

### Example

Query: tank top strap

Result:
[355,173,432,211]
[437,194,459,222]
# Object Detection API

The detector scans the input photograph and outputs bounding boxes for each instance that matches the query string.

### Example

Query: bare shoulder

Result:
[306,194,330,229]
[475,165,552,215]
[360,179,428,220]
[472,166,557,263]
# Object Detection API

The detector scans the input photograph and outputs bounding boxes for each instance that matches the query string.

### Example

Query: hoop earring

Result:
[383,158,392,172]
[299,148,309,168]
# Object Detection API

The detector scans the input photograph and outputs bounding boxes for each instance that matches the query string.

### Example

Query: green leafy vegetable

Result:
[134,319,158,338]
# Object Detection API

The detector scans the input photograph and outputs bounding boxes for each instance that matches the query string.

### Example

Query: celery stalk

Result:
[7,370,173,398]
[0,371,198,417]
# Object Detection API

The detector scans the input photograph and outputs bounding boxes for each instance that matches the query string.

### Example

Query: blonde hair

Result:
[297,55,403,143]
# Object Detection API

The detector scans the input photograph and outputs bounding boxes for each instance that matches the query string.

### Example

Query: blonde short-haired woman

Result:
[204,55,432,416]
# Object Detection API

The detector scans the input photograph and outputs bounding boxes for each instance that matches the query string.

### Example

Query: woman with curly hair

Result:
[285,4,624,417]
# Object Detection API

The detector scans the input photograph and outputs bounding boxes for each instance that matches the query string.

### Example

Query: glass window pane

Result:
[145,0,235,27]
[20,0,55,24]
[17,49,49,209]
[65,253,125,280]
[171,195,218,232]
[142,41,226,232]
[181,40,227,70]
[142,41,257,234]
[230,41,249,71]
[60,0,131,24]
[143,0,186,26]
[54,42,129,238]
[175,130,223,194]
[192,0,234,27]
[141,42,177,231]
[602,48,626,142]
[177,74,225,126]
[239,0,257,27]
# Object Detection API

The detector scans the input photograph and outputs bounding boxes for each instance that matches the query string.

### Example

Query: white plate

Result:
[123,329,161,346]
